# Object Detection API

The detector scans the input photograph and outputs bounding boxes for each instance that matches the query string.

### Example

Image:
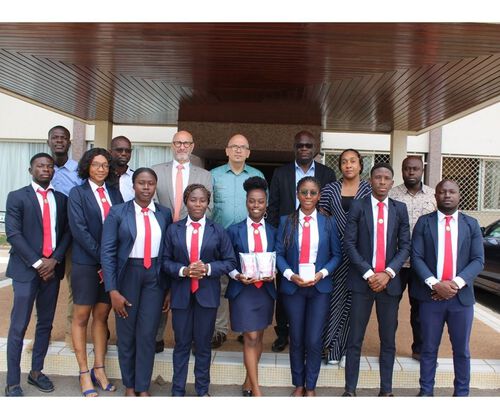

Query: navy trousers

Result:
[419,297,473,396]
[115,259,163,392]
[7,276,60,386]
[400,267,423,354]
[282,287,329,390]
[171,295,217,396]
[345,290,400,393]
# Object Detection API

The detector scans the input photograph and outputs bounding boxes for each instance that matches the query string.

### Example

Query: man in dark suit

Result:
[411,179,484,397]
[4,153,71,397]
[267,130,337,352]
[343,162,410,397]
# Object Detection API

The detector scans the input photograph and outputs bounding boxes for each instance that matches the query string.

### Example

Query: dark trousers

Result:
[115,259,163,392]
[274,272,289,338]
[7,276,60,386]
[282,287,329,390]
[171,295,217,396]
[345,290,400,393]
[399,267,422,354]
[419,297,473,396]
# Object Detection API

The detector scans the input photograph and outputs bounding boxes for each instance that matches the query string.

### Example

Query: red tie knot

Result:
[97,187,104,193]
[445,215,452,224]
[304,216,312,223]
[177,164,184,171]
[377,201,384,209]
[191,222,201,230]
[251,222,261,230]
[141,207,149,215]
[37,188,49,198]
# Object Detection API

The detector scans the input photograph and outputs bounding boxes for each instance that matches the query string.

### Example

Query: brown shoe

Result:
[211,333,227,349]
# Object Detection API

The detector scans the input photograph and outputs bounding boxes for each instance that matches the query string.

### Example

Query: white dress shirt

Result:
[129,201,162,258]
[283,209,329,281]
[89,179,113,222]
[229,217,268,279]
[179,215,211,276]
[119,167,135,202]
[424,210,466,289]
[32,181,57,268]
[363,195,396,280]
[172,160,190,203]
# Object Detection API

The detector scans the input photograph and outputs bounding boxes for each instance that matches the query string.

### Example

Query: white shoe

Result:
[339,355,346,368]
[327,359,340,365]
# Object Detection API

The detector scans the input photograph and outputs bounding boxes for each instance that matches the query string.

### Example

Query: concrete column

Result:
[93,120,112,149]
[390,130,408,186]
[426,127,442,189]
[71,119,86,161]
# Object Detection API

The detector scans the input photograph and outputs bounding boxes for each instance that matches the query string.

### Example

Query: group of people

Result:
[3,125,484,398]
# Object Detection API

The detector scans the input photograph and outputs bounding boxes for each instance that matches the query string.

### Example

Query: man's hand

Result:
[368,272,390,293]
[432,281,458,300]
[37,258,57,281]
[162,290,171,312]
[187,260,207,278]
[110,290,132,318]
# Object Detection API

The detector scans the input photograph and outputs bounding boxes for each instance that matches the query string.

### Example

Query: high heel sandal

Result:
[79,370,98,397]
[90,366,116,392]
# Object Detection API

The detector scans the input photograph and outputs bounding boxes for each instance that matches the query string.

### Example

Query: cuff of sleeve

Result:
[385,267,396,278]
[32,259,43,269]
[453,277,466,289]
[206,264,211,276]
[425,277,439,289]
[319,269,329,279]
[179,266,187,277]
[363,269,375,280]
[283,269,294,281]
[229,269,239,280]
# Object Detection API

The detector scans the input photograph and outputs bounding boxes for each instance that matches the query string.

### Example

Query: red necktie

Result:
[375,202,386,273]
[37,189,53,257]
[142,208,152,269]
[190,222,201,293]
[251,222,264,289]
[173,164,184,222]
[441,215,453,281]
[299,216,312,264]
[96,187,111,219]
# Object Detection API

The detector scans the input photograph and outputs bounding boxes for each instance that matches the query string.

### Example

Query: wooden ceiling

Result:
[1,23,500,133]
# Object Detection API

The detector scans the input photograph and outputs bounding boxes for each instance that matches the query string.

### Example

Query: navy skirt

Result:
[229,284,274,333]
[72,263,110,305]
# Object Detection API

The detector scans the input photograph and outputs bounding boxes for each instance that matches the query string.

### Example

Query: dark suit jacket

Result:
[411,211,484,306]
[162,217,237,309]
[5,185,71,282]
[344,196,411,296]
[225,220,277,300]
[267,161,337,227]
[276,213,342,295]
[68,180,123,265]
[101,200,173,292]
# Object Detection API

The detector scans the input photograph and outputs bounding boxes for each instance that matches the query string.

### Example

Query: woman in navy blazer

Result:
[226,177,276,397]
[68,148,123,396]
[163,184,236,397]
[276,176,342,396]
[101,168,172,396]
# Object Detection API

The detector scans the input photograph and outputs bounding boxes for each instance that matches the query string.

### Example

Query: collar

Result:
[371,194,389,208]
[173,159,190,170]
[187,214,206,227]
[56,158,78,170]
[31,181,54,193]
[399,182,431,196]
[88,179,106,192]
[122,167,134,177]
[225,162,248,174]
[133,200,156,214]
[295,160,315,173]
[437,210,458,222]
[247,216,265,228]
[299,209,317,222]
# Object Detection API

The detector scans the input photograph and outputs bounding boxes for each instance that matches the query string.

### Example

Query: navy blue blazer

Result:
[162,217,237,309]
[411,211,484,306]
[275,212,342,295]
[101,200,173,293]
[68,180,123,265]
[225,220,277,300]
[344,196,411,296]
[5,185,71,282]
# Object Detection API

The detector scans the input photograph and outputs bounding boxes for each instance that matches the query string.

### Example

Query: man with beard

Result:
[109,136,135,202]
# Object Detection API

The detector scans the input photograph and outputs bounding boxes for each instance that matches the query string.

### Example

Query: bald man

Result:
[210,134,265,348]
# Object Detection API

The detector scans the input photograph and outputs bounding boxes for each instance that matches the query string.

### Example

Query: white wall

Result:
[321,132,429,153]
[112,125,177,144]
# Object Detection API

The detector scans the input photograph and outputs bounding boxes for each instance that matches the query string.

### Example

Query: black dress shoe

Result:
[27,372,54,393]
[378,391,394,397]
[411,352,421,361]
[155,340,165,353]
[237,334,244,344]
[211,333,227,349]
[242,389,253,397]
[342,390,356,397]
[5,385,24,397]
[271,336,288,352]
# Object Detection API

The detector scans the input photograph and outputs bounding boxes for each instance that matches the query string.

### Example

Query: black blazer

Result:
[267,161,336,227]
[344,195,411,296]
[5,185,71,282]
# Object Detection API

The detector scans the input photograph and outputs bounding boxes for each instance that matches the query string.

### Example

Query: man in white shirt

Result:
[109,135,135,202]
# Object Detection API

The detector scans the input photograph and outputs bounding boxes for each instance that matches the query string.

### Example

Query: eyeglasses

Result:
[112,147,132,153]
[299,190,319,196]
[295,143,314,149]
[172,141,194,148]
[90,162,110,170]
[226,144,250,151]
